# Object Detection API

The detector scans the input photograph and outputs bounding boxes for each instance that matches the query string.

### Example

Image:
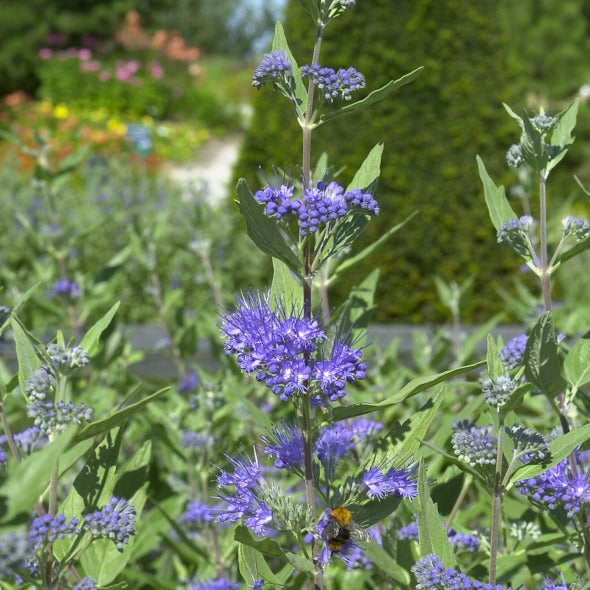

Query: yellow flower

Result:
[107,118,127,136]
[53,103,69,119]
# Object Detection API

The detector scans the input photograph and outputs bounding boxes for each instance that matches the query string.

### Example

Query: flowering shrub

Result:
[0,1,589,589]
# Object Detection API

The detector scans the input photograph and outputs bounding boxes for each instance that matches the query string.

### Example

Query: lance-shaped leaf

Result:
[10,316,41,393]
[476,156,518,231]
[271,22,308,111]
[524,312,566,398]
[236,179,302,276]
[297,0,320,22]
[332,360,484,421]
[547,98,578,174]
[359,539,410,585]
[80,301,120,356]
[417,460,455,566]
[564,336,590,390]
[555,233,590,265]
[270,257,303,313]
[346,142,383,193]
[319,67,424,124]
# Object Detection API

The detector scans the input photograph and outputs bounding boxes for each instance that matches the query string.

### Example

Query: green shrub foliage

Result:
[235,0,526,323]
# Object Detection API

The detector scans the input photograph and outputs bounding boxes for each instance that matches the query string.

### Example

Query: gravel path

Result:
[166,133,243,206]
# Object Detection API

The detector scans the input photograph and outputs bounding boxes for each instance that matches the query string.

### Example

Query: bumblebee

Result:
[322,506,370,553]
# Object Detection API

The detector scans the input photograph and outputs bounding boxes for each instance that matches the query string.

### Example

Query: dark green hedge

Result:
[234,0,530,323]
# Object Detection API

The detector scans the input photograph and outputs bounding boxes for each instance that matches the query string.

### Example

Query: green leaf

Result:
[234,524,286,559]
[319,67,424,124]
[81,441,151,585]
[556,234,590,264]
[271,22,307,110]
[547,99,578,174]
[392,385,445,465]
[354,495,402,528]
[72,386,170,443]
[270,258,303,313]
[485,334,503,378]
[346,142,383,193]
[80,301,120,355]
[417,460,455,566]
[332,361,484,421]
[339,268,379,347]
[564,337,590,389]
[511,422,590,484]
[0,427,76,521]
[317,212,370,267]
[296,0,320,23]
[10,317,41,394]
[524,312,566,398]
[476,156,518,231]
[360,539,410,585]
[236,179,302,275]
[331,212,417,280]
[238,543,291,585]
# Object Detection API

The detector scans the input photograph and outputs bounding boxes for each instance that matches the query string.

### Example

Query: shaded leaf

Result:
[477,156,518,231]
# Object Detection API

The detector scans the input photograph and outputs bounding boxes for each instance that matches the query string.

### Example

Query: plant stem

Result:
[538,171,552,313]
[489,414,504,586]
[445,474,472,532]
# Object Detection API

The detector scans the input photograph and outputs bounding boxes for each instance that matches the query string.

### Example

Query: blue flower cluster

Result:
[83,496,137,551]
[0,426,46,467]
[254,180,379,237]
[516,453,590,517]
[186,578,240,590]
[252,50,292,90]
[497,216,534,257]
[301,64,365,102]
[216,454,273,536]
[46,343,90,372]
[481,375,517,408]
[178,500,213,529]
[220,291,366,404]
[361,465,417,500]
[29,513,79,551]
[262,418,383,475]
[412,554,512,589]
[500,334,527,369]
[0,531,34,582]
[73,578,98,590]
[562,216,590,241]
[539,577,568,590]
[451,421,497,467]
[49,278,80,299]
[398,519,480,552]
[26,400,93,436]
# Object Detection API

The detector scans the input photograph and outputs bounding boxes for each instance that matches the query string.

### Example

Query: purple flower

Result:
[540,577,568,590]
[29,513,79,551]
[252,51,292,89]
[562,216,590,241]
[361,465,417,500]
[315,423,355,474]
[398,519,419,540]
[0,531,34,582]
[412,554,511,589]
[178,371,199,393]
[49,278,80,299]
[186,578,240,590]
[27,400,93,435]
[302,64,365,102]
[220,291,366,404]
[216,454,274,536]
[178,500,213,528]
[262,424,304,471]
[447,529,480,552]
[254,180,378,237]
[516,453,590,517]
[82,496,137,551]
[181,431,211,452]
[500,334,527,369]
[73,578,98,590]
[451,421,497,467]
[24,366,56,402]
[497,216,534,257]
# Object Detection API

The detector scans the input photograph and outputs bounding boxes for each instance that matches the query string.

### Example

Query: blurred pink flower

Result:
[78,48,92,61]
[39,48,53,60]
[149,61,164,79]
[98,70,111,82]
